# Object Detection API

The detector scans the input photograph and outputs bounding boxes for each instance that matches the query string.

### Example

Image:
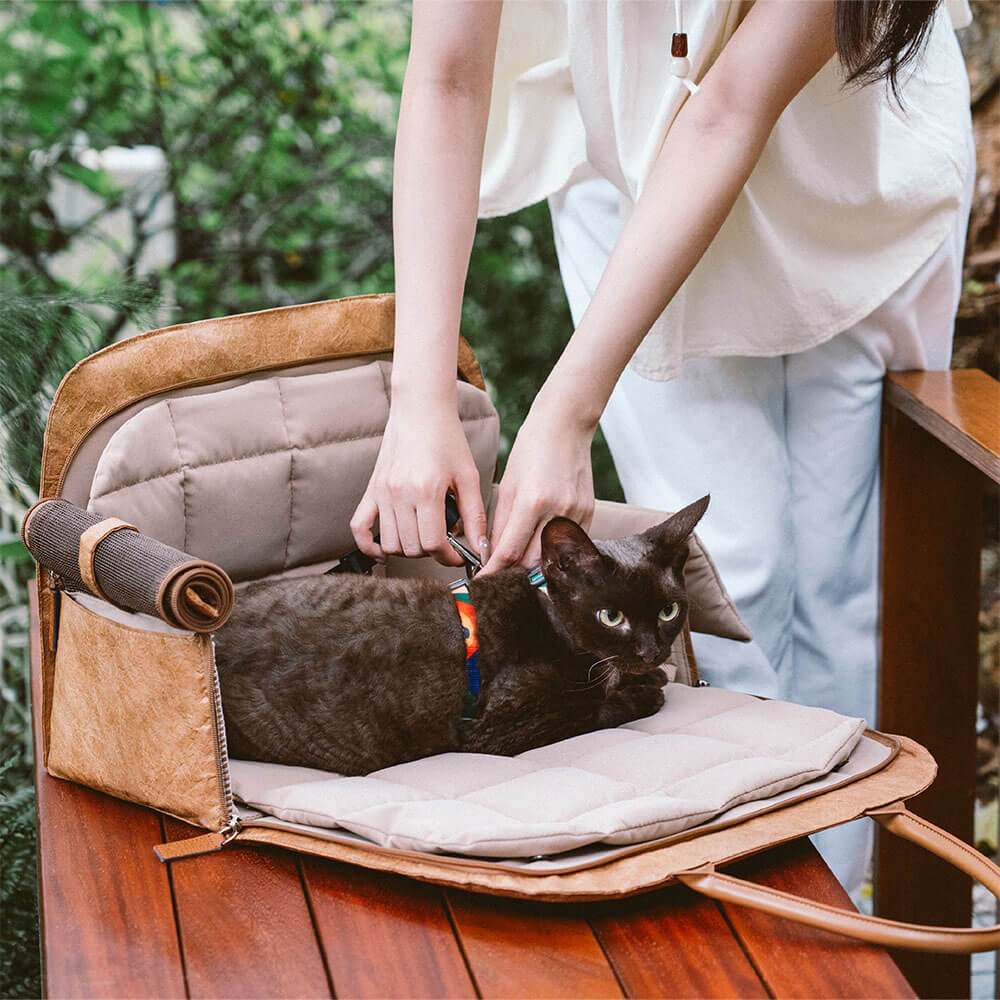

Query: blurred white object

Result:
[48,144,175,336]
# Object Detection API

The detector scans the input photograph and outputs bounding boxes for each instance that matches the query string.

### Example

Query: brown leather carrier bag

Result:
[28,294,1000,955]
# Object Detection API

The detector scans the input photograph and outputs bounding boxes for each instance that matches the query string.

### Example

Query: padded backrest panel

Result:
[86,358,750,642]
[88,361,499,581]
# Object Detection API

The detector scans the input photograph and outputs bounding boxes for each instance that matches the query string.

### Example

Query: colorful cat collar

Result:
[450,569,547,721]
[451,583,480,720]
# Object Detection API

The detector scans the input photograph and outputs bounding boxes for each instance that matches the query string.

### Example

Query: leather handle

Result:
[675,803,1000,954]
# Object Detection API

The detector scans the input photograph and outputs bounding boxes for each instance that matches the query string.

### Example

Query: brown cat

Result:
[214,496,709,776]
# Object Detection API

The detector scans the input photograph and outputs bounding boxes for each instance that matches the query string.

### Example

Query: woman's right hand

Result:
[350,402,489,567]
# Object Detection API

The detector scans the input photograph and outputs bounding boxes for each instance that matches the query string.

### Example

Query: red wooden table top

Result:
[30,594,915,999]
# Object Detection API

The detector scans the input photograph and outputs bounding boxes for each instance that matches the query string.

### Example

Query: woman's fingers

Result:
[520,521,546,570]
[483,499,539,573]
[350,491,384,560]
[416,492,464,565]
[454,469,489,565]
[375,498,401,557]
[392,504,424,558]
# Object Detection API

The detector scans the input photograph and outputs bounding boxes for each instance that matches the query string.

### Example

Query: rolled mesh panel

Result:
[23,498,234,632]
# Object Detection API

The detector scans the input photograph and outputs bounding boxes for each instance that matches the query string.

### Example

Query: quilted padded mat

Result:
[230,684,866,858]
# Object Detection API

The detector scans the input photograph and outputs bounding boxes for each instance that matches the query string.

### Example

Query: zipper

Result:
[153,636,239,863]
[154,814,241,862]
[47,570,64,653]
[206,634,237,831]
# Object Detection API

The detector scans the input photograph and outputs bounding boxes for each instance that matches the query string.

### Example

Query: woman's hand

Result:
[351,401,488,567]
[483,399,596,573]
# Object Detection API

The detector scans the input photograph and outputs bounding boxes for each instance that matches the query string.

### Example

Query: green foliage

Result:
[0,0,622,497]
[0,283,160,487]
[0,757,40,1000]
[0,5,623,994]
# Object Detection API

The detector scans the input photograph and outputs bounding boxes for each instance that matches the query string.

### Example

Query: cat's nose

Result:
[638,647,661,665]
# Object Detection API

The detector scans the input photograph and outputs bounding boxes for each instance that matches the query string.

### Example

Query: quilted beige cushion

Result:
[88,361,497,581]
[86,359,749,639]
[229,684,866,858]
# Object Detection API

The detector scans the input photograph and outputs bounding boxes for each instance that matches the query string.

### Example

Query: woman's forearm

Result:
[391,2,501,411]
[535,0,836,431]
[536,107,772,428]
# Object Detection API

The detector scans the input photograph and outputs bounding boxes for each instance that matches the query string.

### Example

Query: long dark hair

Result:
[835,0,940,97]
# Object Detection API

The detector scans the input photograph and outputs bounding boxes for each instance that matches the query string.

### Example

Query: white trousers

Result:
[548,167,973,894]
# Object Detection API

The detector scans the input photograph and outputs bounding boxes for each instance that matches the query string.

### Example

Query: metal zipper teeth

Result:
[207,634,237,832]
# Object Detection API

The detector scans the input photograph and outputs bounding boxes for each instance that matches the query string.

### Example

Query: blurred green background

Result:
[0,3,996,997]
[0,5,622,994]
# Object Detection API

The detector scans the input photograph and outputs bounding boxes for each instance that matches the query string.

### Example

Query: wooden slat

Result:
[720,840,916,1000]
[445,891,623,999]
[301,857,476,998]
[877,403,982,998]
[590,885,767,999]
[885,370,1000,482]
[30,588,188,1000]
[162,818,331,999]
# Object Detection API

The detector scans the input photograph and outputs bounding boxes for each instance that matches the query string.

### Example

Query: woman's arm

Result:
[351,1,502,566]
[485,0,838,571]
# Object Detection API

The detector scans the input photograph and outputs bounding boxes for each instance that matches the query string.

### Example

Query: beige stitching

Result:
[904,811,1000,879]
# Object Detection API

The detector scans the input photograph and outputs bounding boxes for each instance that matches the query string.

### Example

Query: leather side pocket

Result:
[47,593,231,830]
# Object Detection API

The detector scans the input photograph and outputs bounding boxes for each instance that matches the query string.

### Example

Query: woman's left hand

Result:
[482,400,596,573]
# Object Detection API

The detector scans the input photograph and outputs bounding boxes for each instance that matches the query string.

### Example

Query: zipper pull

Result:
[48,570,63,654]
[154,817,240,863]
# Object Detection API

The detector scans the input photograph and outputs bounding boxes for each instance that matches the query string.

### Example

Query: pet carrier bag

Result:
[26,294,1000,954]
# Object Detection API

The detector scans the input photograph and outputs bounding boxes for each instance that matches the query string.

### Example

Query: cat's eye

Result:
[597,608,626,628]
[658,602,680,623]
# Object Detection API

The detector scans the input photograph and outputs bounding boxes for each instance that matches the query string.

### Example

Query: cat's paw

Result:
[596,682,665,728]
[627,666,667,688]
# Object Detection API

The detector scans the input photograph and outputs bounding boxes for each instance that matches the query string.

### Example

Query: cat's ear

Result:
[541,517,603,585]
[643,495,710,564]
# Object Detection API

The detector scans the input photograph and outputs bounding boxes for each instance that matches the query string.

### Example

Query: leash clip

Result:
[444,493,483,578]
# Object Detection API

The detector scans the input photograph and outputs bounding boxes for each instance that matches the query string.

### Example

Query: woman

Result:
[351,0,975,890]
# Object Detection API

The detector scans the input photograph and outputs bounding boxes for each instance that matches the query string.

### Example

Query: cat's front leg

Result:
[596,679,665,729]
[620,666,668,689]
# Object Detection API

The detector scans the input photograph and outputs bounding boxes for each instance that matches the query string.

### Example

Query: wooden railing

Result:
[877,369,1000,1000]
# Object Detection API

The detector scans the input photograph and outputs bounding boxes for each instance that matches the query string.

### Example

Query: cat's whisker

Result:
[587,655,619,682]
[603,665,622,695]
[570,657,620,692]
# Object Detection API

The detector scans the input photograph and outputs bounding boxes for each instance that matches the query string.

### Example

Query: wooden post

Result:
[876,370,999,1000]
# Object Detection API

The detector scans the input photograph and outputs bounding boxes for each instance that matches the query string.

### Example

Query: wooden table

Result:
[877,370,1000,999]
[29,597,916,999]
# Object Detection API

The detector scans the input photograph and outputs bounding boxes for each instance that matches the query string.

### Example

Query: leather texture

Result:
[231,733,935,901]
[676,803,1000,954]
[47,593,230,830]
[154,830,228,861]
[77,517,136,603]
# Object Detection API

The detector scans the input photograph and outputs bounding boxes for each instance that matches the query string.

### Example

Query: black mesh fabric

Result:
[24,498,233,631]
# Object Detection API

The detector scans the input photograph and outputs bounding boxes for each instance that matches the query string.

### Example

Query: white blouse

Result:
[479,0,975,379]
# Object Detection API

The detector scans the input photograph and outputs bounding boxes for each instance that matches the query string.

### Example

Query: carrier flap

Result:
[40,294,483,499]
[85,361,498,582]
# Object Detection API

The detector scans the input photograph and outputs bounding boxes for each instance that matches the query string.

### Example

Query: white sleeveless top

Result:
[479,0,974,379]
